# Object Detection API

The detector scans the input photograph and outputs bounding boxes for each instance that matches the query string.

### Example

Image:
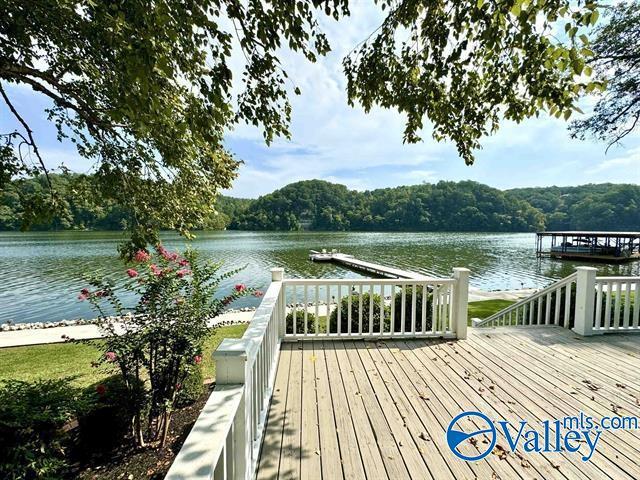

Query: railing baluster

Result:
[390,285,396,335]
[594,281,603,331]
[421,284,427,334]
[604,281,612,330]
[624,281,631,328]
[614,282,622,329]
[544,292,551,325]
[411,284,417,334]
[400,284,406,334]
[431,286,437,333]
[304,285,308,336]
[380,284,385,335]
[634,281,640,329]
[554,286,561,325]
[337,284,341,335]
[347,284,352,335]
[358,284,363,335]
[536,296,542,325]
[326,285,331,335]
[292,287,297,336]
[369,284,374,335]
[563,283,571,329]
[315,285,319,335]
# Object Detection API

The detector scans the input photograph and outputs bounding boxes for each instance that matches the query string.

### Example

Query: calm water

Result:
[1,231,639,325]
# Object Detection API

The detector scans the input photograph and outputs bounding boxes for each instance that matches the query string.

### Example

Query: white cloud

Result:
[587,147,640,181]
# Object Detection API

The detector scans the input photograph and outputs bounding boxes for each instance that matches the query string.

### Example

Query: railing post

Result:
[214,339,252,480]
[271,268,285,338]
[452,268,470,340]
[573,267,597,337]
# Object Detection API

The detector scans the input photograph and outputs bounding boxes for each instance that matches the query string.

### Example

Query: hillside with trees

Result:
[0,174,251,232]
[507,184,640,231]
[229,180,545,232]
[2,176,638,233]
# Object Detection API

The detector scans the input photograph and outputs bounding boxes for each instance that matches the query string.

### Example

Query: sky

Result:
[2,2,639,199]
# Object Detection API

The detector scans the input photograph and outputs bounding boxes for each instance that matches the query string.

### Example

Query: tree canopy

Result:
[3,176,638,233]
[230,179,546,232]
[1,0,604,250]
[570,1,640,147]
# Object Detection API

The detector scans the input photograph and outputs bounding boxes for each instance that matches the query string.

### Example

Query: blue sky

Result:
[2,3,639,199]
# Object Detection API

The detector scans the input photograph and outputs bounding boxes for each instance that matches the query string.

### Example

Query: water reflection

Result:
[1,230,638,324]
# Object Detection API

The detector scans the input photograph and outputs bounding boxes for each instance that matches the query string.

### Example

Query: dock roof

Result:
[537,231,640,238]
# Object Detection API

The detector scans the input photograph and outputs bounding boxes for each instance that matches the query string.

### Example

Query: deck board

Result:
[256,328,640,480]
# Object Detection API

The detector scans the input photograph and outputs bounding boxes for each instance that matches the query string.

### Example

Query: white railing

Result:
[474,267,640,337]
[593,276,640,333]
[167,267,470,480]
[473,273,577,328]
[166,268,285,480]
[281,275,463,340]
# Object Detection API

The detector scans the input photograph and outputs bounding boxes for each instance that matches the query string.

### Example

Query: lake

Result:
[1,230,639,325]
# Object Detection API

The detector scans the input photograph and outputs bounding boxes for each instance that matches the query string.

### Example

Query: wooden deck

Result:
[256,327,640,480]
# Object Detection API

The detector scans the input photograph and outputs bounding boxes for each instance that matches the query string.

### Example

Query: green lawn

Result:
[467,299,515,324]
[0,301,511,388]
[0,324,247,387]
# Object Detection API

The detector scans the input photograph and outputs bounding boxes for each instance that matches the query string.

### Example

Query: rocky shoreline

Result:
[0,307,258,332]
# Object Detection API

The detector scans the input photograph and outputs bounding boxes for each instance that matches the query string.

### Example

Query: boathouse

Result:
[536,231,640,262]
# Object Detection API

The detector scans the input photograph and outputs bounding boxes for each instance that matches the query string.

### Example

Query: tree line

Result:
[0,174,251,232]
[1,176,638,233]
[230,180,640,232]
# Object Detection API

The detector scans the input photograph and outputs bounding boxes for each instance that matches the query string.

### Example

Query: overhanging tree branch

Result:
[0,82,52,189]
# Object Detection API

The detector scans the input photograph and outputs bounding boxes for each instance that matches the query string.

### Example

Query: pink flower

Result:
[253,290,264,298]
[176,269,190,278]
[235,284,246,292]
[194,355,202,365]
[176,383,182,391]
[134,250,151,262]
[157,244,178,261]
[95,290,108,298]
[105,351,117,362]
[80,288,90,295]
[78,293,88,301]
[126,268,139,278]
[179,258,189,267]
[150,264,162,276]
[96,384,106,396]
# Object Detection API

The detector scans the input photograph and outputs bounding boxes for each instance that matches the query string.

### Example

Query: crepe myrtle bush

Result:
[81,245,262,448]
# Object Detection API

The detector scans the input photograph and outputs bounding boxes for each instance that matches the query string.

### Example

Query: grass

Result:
[0,301,511,388]
[467,299,515,324]
[0,324,248,388]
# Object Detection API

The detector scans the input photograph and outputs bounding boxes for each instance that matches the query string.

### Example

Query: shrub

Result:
[329,292,388,334]
[77,375,144,454]
[176,366,205,407]
[0,378,83,480]
[286,310,317,334]
[83,246,254,447]
[392,286,433,332]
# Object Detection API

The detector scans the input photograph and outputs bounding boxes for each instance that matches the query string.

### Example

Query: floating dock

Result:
[309,250,428,280]
[536,231,640,263]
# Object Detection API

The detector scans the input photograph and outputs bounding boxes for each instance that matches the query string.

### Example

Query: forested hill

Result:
[507,184,640,231]
[1,176,639,232]
[0,174,252,231]
[229,180,545,231]
[230,180,640,232]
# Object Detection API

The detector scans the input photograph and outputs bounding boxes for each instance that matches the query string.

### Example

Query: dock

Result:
[536,231,640,263]
[309,250,427,280]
